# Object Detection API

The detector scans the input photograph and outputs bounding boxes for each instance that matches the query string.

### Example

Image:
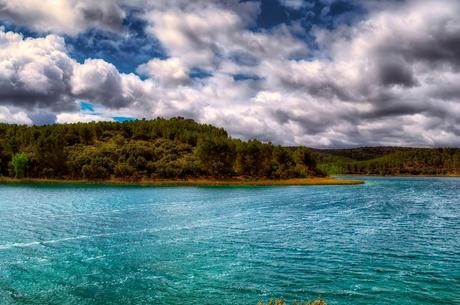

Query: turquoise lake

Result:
[0,177,459,305]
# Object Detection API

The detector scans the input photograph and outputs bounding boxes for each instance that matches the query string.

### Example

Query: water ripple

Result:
[0,177,459,305]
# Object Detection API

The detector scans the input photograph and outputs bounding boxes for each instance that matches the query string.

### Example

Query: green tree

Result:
[12,153,29,178]
[196,137,236,176]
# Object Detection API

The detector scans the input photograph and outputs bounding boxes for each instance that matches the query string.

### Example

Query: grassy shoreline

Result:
[0,177,364,187]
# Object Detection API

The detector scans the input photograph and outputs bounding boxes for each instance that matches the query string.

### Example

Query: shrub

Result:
[12,153,29,178]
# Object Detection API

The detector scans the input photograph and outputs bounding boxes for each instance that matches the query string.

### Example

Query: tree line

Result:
[313,147,460,176]
[0,118,322,180]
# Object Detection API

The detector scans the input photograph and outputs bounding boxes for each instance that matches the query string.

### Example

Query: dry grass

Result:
[0,177,363,187]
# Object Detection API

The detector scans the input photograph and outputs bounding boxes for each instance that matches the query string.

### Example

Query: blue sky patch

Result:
[233,74,262,81]
[113,116,135,122]
[79,101,96,113]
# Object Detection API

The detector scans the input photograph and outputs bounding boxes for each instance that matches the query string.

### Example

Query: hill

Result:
[2,119,456,180]
[313,147,460,176]
[0,118,323,180]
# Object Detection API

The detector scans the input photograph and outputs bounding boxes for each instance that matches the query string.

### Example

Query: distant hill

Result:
[0,118,322,180]
[313,147,460,176]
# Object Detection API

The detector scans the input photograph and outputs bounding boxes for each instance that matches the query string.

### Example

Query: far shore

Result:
[334,174,460,178]
[0,177,364,187]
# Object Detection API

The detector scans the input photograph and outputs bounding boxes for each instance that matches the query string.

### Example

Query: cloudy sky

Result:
[0,0,459,147]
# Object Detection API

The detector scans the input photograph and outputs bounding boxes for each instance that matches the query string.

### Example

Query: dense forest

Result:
[0,118,322,180]
[313,147,460,176]
[1,118,458,180]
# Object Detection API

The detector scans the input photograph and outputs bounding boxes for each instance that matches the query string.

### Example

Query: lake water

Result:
[0,177,459,305]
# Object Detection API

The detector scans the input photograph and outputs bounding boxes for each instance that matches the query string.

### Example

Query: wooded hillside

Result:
[313,147,460,176]
[0,118,322,180]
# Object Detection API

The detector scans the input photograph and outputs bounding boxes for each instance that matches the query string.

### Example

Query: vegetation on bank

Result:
[0,118,324,180]
[0,177,363,186]
[313,147,460,176]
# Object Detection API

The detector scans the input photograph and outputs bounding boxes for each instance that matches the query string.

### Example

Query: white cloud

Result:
[0,28,146,113]
[0,106,32,124]
[144,5,307,69]
[0,0,460,147]
[0,0,125,35]
[71,59,126,108]
[137,58,189,86]
[0,30,76,111]
[56,112,113,124]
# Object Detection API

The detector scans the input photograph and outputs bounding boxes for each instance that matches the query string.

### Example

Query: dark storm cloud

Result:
[364,102,425,119]
[286,78,354,101]
[431,86,460,101]
[377,26,460,70]
[0,87,76,112]
[377,58,417,87]
[271,109,331,135]
[78,2,125,33]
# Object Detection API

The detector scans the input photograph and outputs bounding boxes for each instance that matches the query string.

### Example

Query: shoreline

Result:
[0,177,364,187]
[334,174,460,178]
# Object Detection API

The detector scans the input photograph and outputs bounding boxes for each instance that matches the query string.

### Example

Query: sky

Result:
[0,0,459,148]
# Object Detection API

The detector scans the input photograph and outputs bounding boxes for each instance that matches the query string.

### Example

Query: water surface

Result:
[0,177,459,304]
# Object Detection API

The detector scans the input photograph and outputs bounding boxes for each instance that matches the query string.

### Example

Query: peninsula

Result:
[0,118,361,186]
